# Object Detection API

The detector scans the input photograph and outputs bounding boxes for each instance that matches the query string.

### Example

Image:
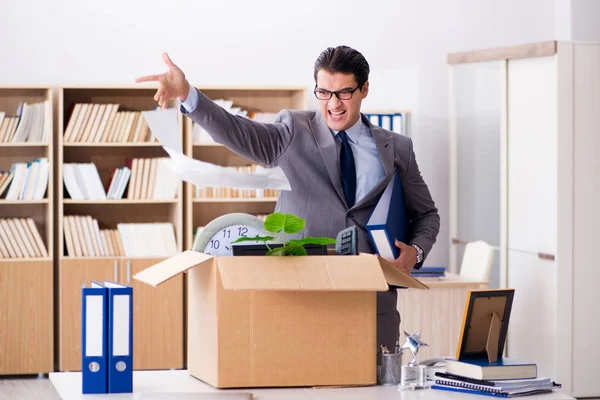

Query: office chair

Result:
[459,240,494,282]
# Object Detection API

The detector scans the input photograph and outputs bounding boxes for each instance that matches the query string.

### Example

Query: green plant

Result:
[232,212,336,256]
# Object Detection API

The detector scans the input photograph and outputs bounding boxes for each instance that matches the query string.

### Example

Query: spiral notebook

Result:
[432,376,559,397]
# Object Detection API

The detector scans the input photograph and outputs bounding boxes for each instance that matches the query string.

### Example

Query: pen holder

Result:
[377,352,402,385]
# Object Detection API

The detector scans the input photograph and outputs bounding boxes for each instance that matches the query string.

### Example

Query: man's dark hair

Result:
[313,45,370,87]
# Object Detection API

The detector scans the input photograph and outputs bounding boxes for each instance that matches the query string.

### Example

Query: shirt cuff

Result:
[179,85,199,113]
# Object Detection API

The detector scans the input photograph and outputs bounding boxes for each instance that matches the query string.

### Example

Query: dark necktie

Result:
[338,130,356,208]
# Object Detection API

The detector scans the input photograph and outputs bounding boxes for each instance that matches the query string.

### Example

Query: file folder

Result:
[365,112,406,135]
[104,280,133,393]
[366,170,409,261]
[81,281,108,394]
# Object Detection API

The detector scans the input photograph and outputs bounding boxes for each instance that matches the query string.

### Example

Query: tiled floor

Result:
[0,376,60,400]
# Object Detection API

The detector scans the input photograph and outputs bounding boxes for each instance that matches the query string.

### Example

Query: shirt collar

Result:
[333,118,364,144]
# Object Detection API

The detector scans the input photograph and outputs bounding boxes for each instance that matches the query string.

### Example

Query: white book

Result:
[42,100,51,143]
[18,163,32,200]
[81,163,107,200]
[117,224,131,257]
[33,158,49,200]
[6,163,27,200]
[0,112,6,134]
[22,161,38,200]
[12,103,31,143]
[63,164,85,200]
[92,218,105,257]
[162,223,178,256]
[115,167,131,199]
[28,103,43,143]
[106,168,121,200]
[74,164,91,199]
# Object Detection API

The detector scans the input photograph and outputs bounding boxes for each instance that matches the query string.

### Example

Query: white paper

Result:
[142,108,182,153]
[142,109,291,191]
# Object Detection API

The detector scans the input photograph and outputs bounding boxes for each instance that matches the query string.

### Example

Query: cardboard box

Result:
[134,251,428,388]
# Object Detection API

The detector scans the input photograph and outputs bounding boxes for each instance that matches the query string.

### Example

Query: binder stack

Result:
[82,281,133,394]
[365,112,408,135]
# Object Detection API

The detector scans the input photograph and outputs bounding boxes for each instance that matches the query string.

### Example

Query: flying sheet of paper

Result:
[142,109,291,190]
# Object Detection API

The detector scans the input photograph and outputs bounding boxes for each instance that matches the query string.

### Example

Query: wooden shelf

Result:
[63,142,162,147]
[57,86,185,373]
[60,256,169,261]
[0,257,52,262]
[0,86,54,375]
[192,143,223,147]
[0,199,49,205]
[193,197,278,203]
[0,142,50,147]
[64,199,178,205]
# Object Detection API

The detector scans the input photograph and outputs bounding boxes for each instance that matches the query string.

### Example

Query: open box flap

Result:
[133,250,214,287]
[376,256,429,289]
[216,254,389,291]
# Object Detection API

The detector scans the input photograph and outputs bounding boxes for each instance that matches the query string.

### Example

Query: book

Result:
[432,384,555,398]
[446,357,537,380]
[411,266,446,277]
[366,171,409,261]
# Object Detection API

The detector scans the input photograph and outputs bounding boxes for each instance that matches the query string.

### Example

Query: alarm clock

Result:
[192,213,268,256]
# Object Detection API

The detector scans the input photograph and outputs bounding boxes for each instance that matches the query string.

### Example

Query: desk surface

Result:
[49,370,574,400]
[415,272,487,289]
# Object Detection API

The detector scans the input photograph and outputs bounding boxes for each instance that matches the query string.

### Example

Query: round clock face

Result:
[192,213,267,256]
[202,223,264,256]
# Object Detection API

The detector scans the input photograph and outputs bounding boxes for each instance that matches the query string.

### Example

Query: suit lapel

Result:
[351,118,395,210]
[308,112,347,206]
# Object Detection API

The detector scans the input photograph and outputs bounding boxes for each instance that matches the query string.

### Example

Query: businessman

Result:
[137,45,440,351]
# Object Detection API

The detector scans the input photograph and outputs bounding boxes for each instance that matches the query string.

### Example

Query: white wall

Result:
[0,0,555,266]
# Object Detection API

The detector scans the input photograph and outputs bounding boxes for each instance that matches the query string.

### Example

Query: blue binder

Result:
[366,171,409,261]
[104,281,133,393]
[81,281,108,394]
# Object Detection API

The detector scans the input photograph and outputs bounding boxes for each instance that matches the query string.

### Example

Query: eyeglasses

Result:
[314,85,362,100]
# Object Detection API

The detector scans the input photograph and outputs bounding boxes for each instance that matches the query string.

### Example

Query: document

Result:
[142,109,291,191]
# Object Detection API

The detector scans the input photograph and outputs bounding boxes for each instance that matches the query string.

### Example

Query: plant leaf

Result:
[231,236,276,244]
[266,247,287,256]
[263,212,285,233]
[264,212,305,234]
[289,237,337,246]
[284,243,308,256]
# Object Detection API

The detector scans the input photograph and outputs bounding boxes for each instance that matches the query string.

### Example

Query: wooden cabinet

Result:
[0,86,54,375]
[56,86,185,372]
[0,260,53,374]
[58,258,118,371]
[126,258,183,370]
[58,257,183,371]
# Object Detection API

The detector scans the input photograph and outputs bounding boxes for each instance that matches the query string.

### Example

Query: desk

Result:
[397,273,487,361]
[49,370,573,400]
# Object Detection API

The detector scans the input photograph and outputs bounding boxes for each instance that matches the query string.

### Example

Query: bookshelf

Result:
[184,86,306,249]
[0,86,54,375]
[56,86,184,372]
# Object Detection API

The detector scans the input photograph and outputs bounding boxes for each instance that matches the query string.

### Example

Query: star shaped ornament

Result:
[401,330,428,365]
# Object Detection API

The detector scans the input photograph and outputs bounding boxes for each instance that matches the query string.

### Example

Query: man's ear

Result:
[361,81,369,99]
